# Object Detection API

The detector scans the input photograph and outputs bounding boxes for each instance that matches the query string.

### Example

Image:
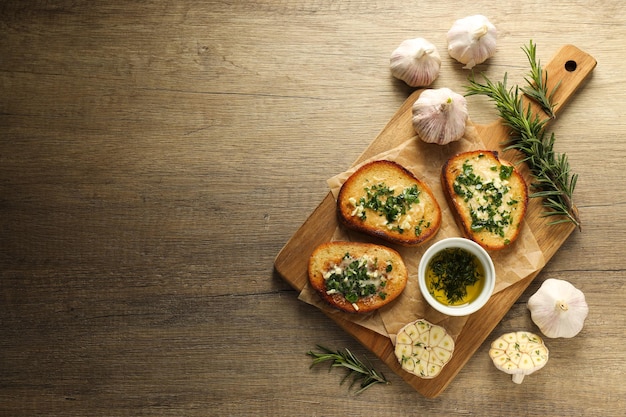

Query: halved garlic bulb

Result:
[394,319,455,379]
[412,87,468,145]
[390,38,441,87]
[489,331,549,384]
[447,15,497,69]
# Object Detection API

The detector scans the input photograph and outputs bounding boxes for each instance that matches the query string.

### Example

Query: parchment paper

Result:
[298,125,545,344]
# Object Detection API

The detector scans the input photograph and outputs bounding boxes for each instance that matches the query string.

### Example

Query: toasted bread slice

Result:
[441,150,528,250]
[308,241,408,313]
[337,160,441,246]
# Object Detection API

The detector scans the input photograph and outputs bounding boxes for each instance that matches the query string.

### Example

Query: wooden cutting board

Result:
[274,45,596,398]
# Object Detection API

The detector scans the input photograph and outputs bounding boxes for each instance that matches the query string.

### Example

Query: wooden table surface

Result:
[1,1,624,416]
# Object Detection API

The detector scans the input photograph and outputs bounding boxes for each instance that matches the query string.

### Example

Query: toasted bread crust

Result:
[308,241,408,313]
[441,150,528,250]
[337,160,441,246]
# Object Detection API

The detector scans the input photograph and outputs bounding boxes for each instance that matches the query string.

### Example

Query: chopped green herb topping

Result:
[414,218,431,237]
[355,182,422,235]
[499,165,514,180]
[453,160,516,238]
[324,253,390,303]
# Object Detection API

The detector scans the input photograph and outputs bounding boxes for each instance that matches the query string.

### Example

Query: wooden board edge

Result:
[274,192,337,291]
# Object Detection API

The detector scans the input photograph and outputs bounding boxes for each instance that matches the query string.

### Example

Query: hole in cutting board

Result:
[565,60,577,72]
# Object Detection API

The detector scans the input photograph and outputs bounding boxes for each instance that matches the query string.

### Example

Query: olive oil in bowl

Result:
[418,237,495,316]
[425,247,485,306]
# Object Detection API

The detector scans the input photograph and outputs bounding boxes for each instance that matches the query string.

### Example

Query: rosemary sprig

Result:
[307,345,390,394]
[465,43,581,229]
[520,40,561,118]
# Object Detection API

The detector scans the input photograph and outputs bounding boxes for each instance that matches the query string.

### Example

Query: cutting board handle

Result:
[537,44,597,117]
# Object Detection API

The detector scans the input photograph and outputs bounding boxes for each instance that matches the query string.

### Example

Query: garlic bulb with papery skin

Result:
[447,15,496,69]
[412,88,468,145]
[390,38,441,87]
[527,278,589,338]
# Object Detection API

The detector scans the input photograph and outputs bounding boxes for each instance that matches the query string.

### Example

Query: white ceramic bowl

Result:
[418,237,495,316]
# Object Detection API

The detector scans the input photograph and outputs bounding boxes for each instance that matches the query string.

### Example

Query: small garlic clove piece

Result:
[412,87,468,145]
[447,15,497,69]
[527,278,589,338]
[390,38,441,87]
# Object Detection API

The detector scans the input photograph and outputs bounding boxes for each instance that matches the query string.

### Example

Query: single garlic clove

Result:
[412,88,468,145]
[390,38,441,87]
[447,15,497,69]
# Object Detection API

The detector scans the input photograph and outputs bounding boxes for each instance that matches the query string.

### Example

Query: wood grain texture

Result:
[1,1,625,416]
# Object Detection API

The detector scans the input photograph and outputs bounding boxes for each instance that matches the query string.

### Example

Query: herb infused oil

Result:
[425,247,485,306]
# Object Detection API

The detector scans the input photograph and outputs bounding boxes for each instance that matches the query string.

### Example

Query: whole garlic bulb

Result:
[390,38,441,87]
[447,15,497,69]
[527,278,589,338]
[412,88,468,145]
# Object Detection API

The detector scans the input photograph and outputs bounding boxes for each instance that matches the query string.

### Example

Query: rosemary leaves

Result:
[521,41,561,118]
[466,41,581,229]
[307,345,390,394]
